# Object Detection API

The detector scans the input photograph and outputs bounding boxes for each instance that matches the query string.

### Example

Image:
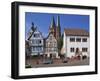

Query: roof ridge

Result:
[64,28,89,36]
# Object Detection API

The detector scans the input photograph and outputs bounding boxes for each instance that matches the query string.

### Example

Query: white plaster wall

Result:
[66,36,90,57]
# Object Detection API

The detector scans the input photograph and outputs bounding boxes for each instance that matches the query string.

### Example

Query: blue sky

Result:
[25,12,89,38]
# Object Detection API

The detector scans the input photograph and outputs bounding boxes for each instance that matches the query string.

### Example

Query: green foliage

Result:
[57,36,63,53]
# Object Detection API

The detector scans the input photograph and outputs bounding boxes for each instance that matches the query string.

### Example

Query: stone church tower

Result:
[49,16,61,40]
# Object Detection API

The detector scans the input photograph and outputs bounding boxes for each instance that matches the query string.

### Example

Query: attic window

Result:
[34,34,40,37]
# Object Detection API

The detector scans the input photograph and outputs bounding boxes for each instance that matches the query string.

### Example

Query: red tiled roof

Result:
[64,28,89,36]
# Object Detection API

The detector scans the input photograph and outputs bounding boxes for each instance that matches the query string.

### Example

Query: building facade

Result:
[45,33,59,58]
[28,27,44,56]
[61,29,90,58]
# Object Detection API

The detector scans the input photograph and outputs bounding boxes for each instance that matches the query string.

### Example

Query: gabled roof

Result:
[27,23,44,40]
[29,27,44,39]
[27,22,36,40]
[64,28,89,36]
[45,32,56,40]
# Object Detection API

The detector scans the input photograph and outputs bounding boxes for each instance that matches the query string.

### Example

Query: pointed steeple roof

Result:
[50,16,56,28]
[31,22,34,31]
[57,15,60,27]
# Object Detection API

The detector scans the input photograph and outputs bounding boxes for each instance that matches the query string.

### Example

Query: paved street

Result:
[26,57,89,68]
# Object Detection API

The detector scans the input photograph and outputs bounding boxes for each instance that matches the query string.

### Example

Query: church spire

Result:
[57,15,60,28]
[50,16,56,28]
[56,15,61,40]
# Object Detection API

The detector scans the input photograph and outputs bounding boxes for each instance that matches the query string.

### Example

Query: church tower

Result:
[49,16,56,37]
[49,16,61,39]
[56,15,61,40]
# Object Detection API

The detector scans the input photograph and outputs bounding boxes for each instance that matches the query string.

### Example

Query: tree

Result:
[57,35,63,56]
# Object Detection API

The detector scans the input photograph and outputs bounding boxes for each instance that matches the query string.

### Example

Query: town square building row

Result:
[26,16,89,58]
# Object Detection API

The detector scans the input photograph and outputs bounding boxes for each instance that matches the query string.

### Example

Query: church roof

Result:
[64,28,89,36]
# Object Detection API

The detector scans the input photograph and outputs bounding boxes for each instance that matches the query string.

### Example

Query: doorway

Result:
[76,48,79,54]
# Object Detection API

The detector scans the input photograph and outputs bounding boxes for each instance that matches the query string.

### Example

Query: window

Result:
[49,42,52,47]
[76,38,81,42]
[82,38,87,42]
[36,40,38,44]
[70,38,75,42]
[49,35,52,40]
[39,40,41,44]
[54,48,57,51]
[82,48,88,52]
[32,47,35,51]
[32,40,34,44]
[53,42,57,47]
[34,34,40,37]
[70,48,74,52]
[35,47,38,51]
[38,47,42,51]
[34,34,36,37]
